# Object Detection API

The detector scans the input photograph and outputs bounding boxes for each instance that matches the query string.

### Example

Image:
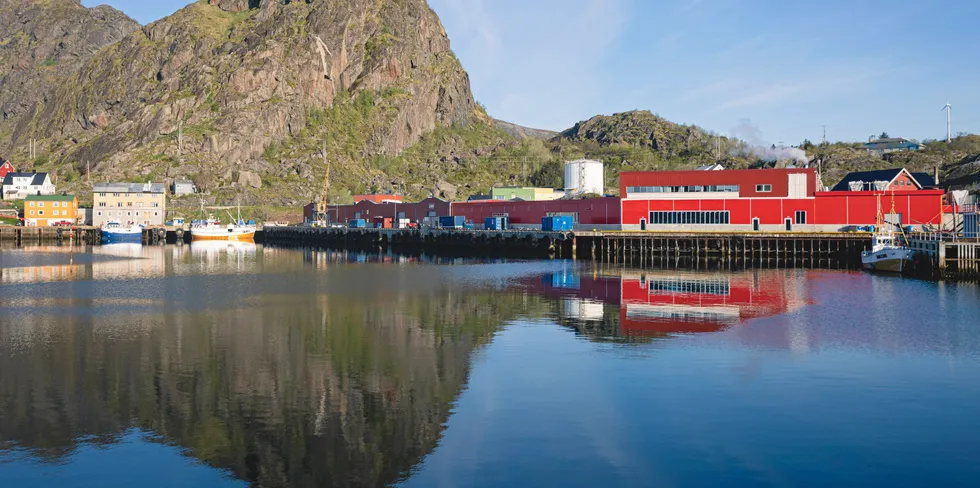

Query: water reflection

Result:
[516,266,810,341]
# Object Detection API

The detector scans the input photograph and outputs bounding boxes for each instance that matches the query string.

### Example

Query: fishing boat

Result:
[101,221,144,244]
[861,194,913,273]
[190,205,256,242]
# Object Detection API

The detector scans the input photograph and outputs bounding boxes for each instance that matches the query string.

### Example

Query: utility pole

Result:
[822,125,827,145]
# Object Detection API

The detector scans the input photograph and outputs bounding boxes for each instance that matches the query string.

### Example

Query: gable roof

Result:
[831,168,921,191]
[26,194,76,202]
[2,172,49,186]
[910,172,937,188]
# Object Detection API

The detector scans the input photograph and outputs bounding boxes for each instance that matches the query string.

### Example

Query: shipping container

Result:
[439,216,465,229]
[348,219,367,228]
[373,217,394,229]
[542,216,574,232]
[484,217,505,230]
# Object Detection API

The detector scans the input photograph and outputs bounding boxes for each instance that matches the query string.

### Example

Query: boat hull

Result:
[190,229,256,242]
[862,248,913,273]
[101,229,143,244]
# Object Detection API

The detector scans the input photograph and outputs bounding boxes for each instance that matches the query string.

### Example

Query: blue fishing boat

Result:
[101,221,144,244]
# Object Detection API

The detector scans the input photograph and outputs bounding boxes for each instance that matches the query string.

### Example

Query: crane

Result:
[315,141,330,225]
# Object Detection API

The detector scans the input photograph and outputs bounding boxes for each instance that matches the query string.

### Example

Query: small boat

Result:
[190,204,256,242]
[101,221,144,244]
[861,194,913,273]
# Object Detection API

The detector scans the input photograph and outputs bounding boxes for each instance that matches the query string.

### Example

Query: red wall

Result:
[0,161,13,179]
[324,197,451,223]
[453,197,621,226]
[620,168,817,199]
[622,190,945,227]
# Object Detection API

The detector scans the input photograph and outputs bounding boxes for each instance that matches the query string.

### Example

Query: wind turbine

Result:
[942,102,952,143]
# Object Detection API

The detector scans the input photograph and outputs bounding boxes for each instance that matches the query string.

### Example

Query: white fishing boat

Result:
[101,221,144,244]
[861,195,913,273]
[190,204,256,242]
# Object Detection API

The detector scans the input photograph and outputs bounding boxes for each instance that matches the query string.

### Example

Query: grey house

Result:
[172,179,197,196]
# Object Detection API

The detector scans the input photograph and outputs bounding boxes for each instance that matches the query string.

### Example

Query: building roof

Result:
[467,193,492,201]
[94,182,166,193]
[864,138,922,148]
[25,194,75,201]
[2,172,49,186]
[910,172,937,188]
[831,168,922,191]
[173,179,194,185]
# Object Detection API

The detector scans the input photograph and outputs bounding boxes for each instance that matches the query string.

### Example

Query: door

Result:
[753,218,760,232]
[785,218,793,231]
[640,218,647,231]
[788,174,808,198]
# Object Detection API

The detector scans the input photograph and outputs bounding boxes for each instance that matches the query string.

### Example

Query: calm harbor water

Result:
[1,243,979,487]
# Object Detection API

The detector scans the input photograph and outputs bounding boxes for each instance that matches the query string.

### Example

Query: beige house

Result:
[93,182,167,226]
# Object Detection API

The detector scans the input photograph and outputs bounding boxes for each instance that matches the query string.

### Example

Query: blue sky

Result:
[83,0,979,145]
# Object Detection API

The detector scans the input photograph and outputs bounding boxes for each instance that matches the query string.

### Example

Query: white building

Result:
[172,179,197,196]
[564,159,604,197]
[1,172,55,200]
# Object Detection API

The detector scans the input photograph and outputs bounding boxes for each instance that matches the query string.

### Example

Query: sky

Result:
[82,0,980,145]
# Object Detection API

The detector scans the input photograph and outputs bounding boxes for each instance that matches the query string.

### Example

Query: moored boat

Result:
[190,208,256,242]
[101,221,144,244]
[861,194,913,273]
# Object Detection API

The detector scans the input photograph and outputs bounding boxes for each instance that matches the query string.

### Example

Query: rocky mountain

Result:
[492,118,556,140]
[0,0,139,126]
[1,0,476,205]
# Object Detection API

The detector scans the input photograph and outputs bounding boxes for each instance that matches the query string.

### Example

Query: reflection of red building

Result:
[519,269,805,337]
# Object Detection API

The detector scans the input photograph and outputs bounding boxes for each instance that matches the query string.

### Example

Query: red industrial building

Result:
[621,167,945,232]
[304,197,451,225]
[452,197,622,230]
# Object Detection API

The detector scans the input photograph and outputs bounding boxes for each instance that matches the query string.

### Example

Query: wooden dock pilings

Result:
[909,236,980,281]
[264,227,575,258]
[573,231,872,268]
[0,226,101,245]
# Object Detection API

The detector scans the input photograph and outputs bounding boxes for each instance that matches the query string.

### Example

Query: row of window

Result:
[96,211,160,217]
[28,210,72,216]
[649,211,731,225]
[96,202,161,207]
[647,210,808,225]
[627,185,740,194]
[28,201,73,208]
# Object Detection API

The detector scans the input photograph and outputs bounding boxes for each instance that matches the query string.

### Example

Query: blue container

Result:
[464,222,475,230]
[542,216,574,232]
[439,216,465,229]
[348,219,367,228]
[485,217,504,230]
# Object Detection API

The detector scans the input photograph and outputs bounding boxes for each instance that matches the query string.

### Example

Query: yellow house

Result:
[24,194,78,227]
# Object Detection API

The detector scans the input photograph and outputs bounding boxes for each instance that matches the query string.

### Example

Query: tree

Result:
[801,139,815,151]
[879,132,890,139]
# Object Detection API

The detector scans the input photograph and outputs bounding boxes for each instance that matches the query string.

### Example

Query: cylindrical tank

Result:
[564,159,604,197]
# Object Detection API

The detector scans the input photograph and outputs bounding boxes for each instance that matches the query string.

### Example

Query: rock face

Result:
[0,0,139,127]
[0,0,476,202]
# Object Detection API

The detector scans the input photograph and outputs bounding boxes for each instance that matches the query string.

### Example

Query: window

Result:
[52,202,60,208]
[99,193,106,197]
[756,184,772,193]
[152,202,159,208]
[627,185,739,194]
[99,202,107,207]
[650,211,731,225]
[38,210,44,216]
[795,211,807,225]
[97,211,102,216]
[30,210,35,216]
[117,202,123,207]
[29,201,35,207]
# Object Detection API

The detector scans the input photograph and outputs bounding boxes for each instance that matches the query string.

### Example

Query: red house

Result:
[0,159,14,179]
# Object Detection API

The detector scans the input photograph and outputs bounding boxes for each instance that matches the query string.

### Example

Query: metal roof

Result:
[25,194,75,201]
[831,168,922,191]
[93,182,166,193]
[2,172,49,186]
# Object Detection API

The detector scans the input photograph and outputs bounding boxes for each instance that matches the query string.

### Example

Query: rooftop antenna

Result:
[942,102,952,143]
[822,125,827,145]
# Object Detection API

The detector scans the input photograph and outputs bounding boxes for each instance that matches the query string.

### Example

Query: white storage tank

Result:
[564,159,604,197]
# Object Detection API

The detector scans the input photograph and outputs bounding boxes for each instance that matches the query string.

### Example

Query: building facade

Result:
[93,182,167,226]
[172,179,197,196]
[309,197,452,225]
[24,194,78,226]
[453,197,622,230]
[864,138,923,156]
[2,172,55,200]
[620,168,944,232]
[490,187,565,201]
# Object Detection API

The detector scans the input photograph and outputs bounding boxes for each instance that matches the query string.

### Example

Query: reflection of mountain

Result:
[519,267,808,340]
[0,270,528,487]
